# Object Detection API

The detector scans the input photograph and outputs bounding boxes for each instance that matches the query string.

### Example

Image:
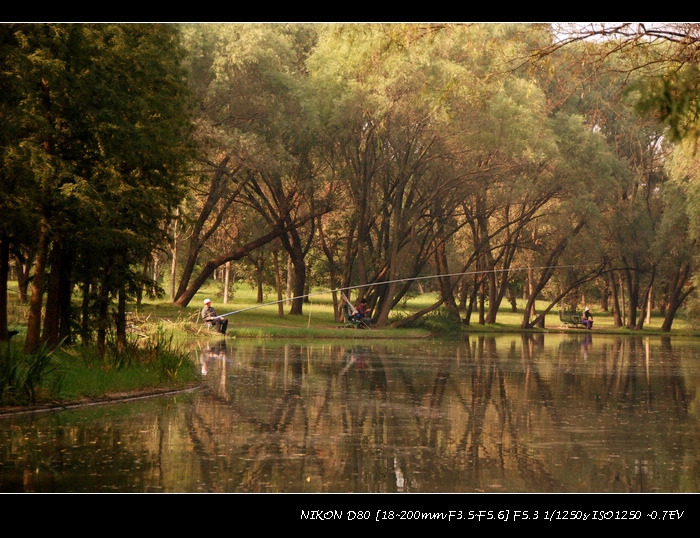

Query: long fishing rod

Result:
[216,263,596,318]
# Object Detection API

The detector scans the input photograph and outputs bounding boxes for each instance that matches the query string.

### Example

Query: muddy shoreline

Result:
[0,384,202,419]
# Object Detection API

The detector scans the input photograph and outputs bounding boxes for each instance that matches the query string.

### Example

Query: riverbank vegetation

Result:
[0,318,198,409]
[3,23,700,409]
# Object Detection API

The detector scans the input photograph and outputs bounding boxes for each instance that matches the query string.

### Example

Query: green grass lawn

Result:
[131,282,697,338]
[5,279,698,343]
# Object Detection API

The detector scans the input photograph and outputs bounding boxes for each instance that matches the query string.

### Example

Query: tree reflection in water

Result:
[181,334,700,493]
[1,334,699,493]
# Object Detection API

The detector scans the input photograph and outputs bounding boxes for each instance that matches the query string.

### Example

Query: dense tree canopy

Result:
[2,22,700,344]
[1,24,192,351]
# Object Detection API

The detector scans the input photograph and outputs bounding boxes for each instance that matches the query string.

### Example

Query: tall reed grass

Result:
[1,325,198,408]
[0,341,60,405]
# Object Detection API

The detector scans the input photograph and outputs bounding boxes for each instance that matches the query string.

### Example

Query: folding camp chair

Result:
[340,301,372,329]
[341,302,361,328]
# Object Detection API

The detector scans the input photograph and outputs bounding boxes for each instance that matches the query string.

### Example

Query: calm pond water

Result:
[1,332,700,494]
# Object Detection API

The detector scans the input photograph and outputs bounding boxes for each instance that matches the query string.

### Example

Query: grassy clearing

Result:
[135,282,697,338]
[6,279,696,340]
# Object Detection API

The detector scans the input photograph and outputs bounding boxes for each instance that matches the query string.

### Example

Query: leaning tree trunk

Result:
[520,221,585,329]
[173,222,286,308]
[661,262,694,332]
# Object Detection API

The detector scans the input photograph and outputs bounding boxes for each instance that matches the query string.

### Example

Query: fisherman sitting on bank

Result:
[581,307,593,330]
[354,299,371,324]
[201,299,228,334]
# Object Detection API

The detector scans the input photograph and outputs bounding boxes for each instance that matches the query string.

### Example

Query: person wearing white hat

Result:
[582,307,593,330]
[201,298,228,334]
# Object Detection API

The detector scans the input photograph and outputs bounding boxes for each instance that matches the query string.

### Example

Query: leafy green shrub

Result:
[391,308,464,335]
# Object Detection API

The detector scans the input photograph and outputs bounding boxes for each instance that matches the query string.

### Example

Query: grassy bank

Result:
[7,280,698,341]
[2,282,698,411]
[111,282,700,338]
[0,326,199,411]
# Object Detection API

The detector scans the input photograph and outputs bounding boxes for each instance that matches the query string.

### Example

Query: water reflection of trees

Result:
[183,335,699,493]
[0,400,188,492]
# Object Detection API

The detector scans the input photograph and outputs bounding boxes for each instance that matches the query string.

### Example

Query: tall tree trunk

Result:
[13,252,32,303]
[635,266,655,330]
[463,273,480,326]
[286,256,293,306]
[223,261,231,304]
[26,75,55,352]
[42,240,62,347]
[317,216,340,319]
[435,236,460,320]
[600,277,610,311]
[526,265,537,324]
[42,238,72,347]
[279,219,314,316]
[24,214,50,353]
[255,257,264,303]
[96,269,110,359]
[374,221,405,328]
[80,280,91,345]
[487,241,519,323]
[605,269,623,327]
[288,254,306,315]
[170,209,179,301]
[618,272,626,326]
[623,262,640,328]
[375,280,399,327]
[0,234,8,341]
[273,249,284,318]
[478,279,486,325]
[116,284,127,354]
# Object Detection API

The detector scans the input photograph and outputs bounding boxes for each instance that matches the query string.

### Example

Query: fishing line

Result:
[216,263,595,318]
